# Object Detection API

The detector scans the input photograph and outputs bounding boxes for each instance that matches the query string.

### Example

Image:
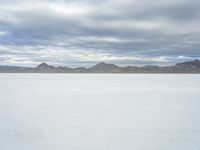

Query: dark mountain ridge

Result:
[0,60,200,73]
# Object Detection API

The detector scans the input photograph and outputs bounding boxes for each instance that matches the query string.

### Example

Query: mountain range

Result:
[0,60,200,73]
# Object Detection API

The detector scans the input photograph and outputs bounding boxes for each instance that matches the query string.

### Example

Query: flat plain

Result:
[0,74,200,150]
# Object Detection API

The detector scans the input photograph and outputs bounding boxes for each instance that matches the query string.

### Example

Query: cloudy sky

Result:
[0,0,200,67]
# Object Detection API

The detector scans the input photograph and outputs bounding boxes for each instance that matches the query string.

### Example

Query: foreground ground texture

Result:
[0,74,200,150]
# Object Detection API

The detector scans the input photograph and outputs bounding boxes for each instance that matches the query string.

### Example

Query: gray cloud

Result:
[0,0,200,66]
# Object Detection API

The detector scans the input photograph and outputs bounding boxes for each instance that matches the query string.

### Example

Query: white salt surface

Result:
[0,74,200,150]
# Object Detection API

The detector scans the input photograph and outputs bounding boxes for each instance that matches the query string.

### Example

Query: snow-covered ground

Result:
[0,74,200,150]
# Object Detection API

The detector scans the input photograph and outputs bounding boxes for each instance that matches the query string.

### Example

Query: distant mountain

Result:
[35,63,56,72]
[88,62,122,73]
[0,60,200,73]
[170,59,200,73]
[36,63,53,68]
[0,66,31,73]
[176,59,200,68]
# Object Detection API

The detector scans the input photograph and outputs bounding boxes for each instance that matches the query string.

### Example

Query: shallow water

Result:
[0,74,200,150]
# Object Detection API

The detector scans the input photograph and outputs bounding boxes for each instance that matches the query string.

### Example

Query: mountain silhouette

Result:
[0,60,200,73]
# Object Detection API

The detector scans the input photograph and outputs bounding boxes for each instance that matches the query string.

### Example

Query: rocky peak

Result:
[36,63,55,69]
[37,63,49,68]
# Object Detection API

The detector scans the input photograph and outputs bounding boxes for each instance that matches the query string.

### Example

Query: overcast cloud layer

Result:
[0,0,200,67]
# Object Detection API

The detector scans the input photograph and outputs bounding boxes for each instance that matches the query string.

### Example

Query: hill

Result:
[0,60,200,73]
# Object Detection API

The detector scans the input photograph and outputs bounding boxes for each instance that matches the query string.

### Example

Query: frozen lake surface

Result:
[0,74,200,150]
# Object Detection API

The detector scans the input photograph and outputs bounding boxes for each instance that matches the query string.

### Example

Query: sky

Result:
[0,0,200,67]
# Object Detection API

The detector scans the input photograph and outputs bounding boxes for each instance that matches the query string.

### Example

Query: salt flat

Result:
[0,74,200,150]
